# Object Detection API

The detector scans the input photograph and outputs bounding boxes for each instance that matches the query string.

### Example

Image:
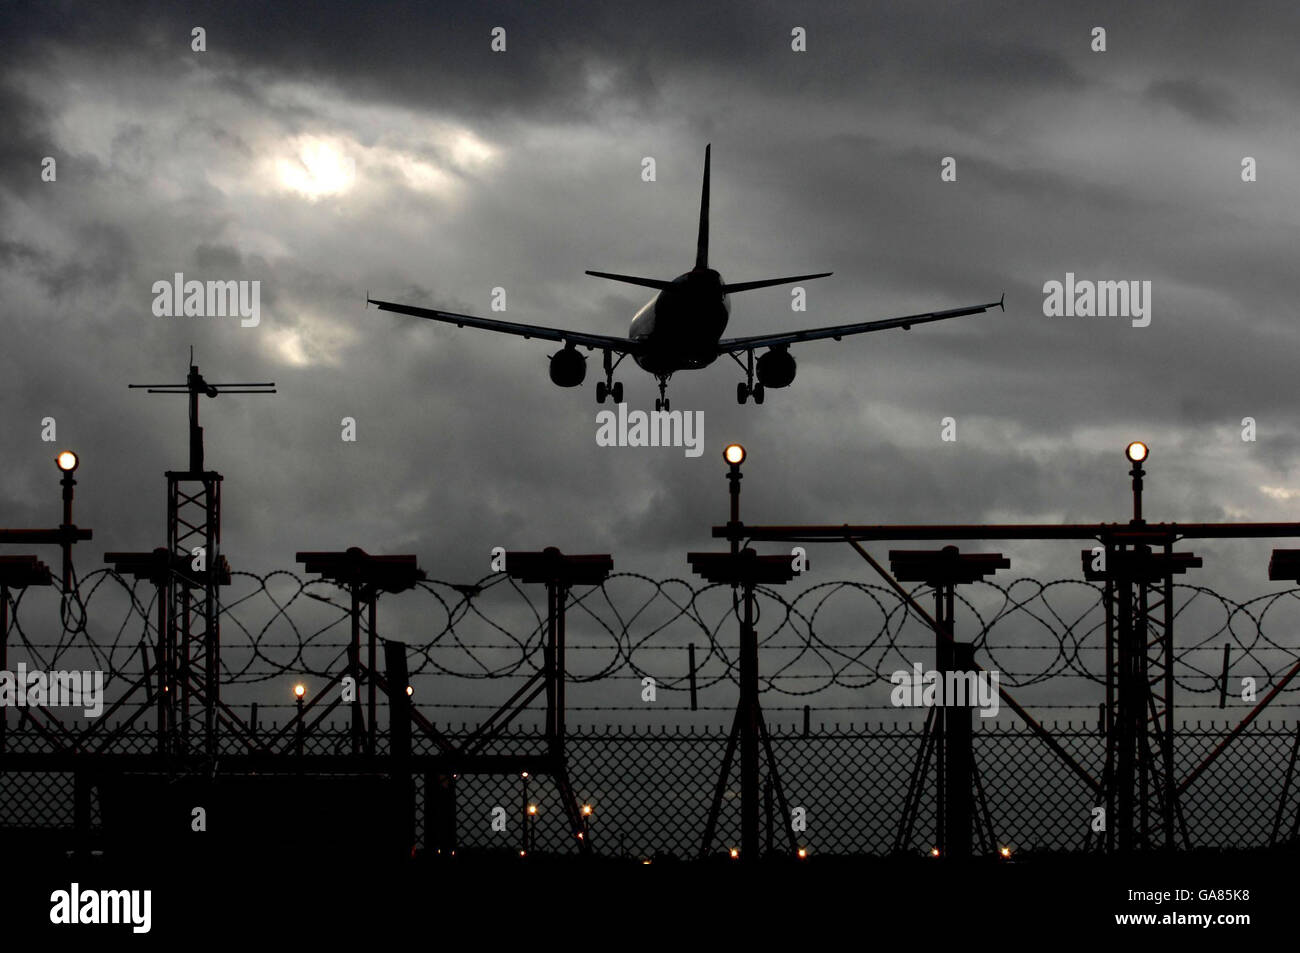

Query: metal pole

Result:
[556,583,567,751]
[934,585,946,854]
[727,464,742,557]
[947,641,976,859]
[368,591,377,756]
[1117,572,1135,852]
[740,575,759,862]
[60,470,75,590]
[349,584,361,755]
[1131,460,1145,524]
[545,582,557,756]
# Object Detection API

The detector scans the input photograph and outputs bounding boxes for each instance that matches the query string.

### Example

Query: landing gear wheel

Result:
[654,398,662,411]
[752,384,765,405]
[662,398,670,412]
[737,382,750,405]
[596,381,607,404]
[611,381,623,404]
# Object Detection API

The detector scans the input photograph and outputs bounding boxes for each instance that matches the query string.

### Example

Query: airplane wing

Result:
[716,295,1004,353]
[366,297,642,353]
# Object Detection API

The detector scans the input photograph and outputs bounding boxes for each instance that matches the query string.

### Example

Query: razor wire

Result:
[5,568,1300,708]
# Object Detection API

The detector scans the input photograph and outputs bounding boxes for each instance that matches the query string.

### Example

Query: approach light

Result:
[723,443,746,466]
[405,685,414,696]
[527,804,538,815]
[929,847,941,858]
[999,846,1012,858]
[293,683,306,699]
[797,847,808,859]
[581,804,593,816]
[729,847,739,859]
[1125,441,1149,464]
[55,451,79,472]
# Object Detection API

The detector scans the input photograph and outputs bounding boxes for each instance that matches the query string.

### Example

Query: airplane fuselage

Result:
[629,268,731,375]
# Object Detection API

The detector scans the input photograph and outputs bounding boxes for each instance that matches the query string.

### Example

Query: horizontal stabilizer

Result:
[721,272,833,294]
[585,270,675,291]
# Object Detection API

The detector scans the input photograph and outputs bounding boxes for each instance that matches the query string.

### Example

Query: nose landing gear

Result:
[654,375,671,412]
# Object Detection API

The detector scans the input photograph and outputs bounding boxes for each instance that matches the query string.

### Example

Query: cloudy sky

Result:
[4,1,1300,720]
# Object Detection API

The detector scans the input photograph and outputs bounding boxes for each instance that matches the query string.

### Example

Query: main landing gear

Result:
[731,349,764,404]
[654,375,671,412]
[595,349,626,405]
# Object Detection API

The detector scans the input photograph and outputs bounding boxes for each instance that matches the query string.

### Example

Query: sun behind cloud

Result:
[275,136,357,200]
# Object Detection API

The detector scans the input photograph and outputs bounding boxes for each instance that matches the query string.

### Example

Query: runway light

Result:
[581,804,593,816]
[1126,441,1149,463]
[527,804,537,815]
[293,683,306,699]
[723,443,746,466]
[797,847,808,859]
[55,451,79,472]
[729,847,739,859]
[405,685,413,696]
[521,771,529,779]
[929,847,941,858]
[999,846,1012,858]
[642,858,652,865]
[519,849,527,858]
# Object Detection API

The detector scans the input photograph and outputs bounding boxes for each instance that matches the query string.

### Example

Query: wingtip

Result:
[998,292,1005,311]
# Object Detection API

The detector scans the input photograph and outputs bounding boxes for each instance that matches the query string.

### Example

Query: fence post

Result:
[384,639,413,858]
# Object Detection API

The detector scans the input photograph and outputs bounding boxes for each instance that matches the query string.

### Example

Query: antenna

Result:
[130,357,275,473]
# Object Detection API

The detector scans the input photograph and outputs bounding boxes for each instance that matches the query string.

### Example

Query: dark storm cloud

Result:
[1146,77,1240,125]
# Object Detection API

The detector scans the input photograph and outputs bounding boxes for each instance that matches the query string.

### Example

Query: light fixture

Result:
[797,847,808,859]
[527,804,537,815]
[999,846,1012,858]
[55,450,79,472]
[723,443,746,466]
[581,804,593,816]
[729,847,739,859]
[1125,441,1148,463]
[405,685,413,696]
[293,683,306,699]
[929,847,941,858]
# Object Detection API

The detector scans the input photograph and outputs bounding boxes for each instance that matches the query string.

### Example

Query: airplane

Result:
[366,145,1003,410]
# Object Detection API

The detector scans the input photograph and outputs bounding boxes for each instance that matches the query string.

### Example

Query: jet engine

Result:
[548,346,587,387]
[756,346,796,388]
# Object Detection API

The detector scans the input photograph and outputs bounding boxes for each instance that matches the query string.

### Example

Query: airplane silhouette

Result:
[367,145,1003,410]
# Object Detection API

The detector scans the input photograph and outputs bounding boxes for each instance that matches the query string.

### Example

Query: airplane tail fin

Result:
[695,143,710,270]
